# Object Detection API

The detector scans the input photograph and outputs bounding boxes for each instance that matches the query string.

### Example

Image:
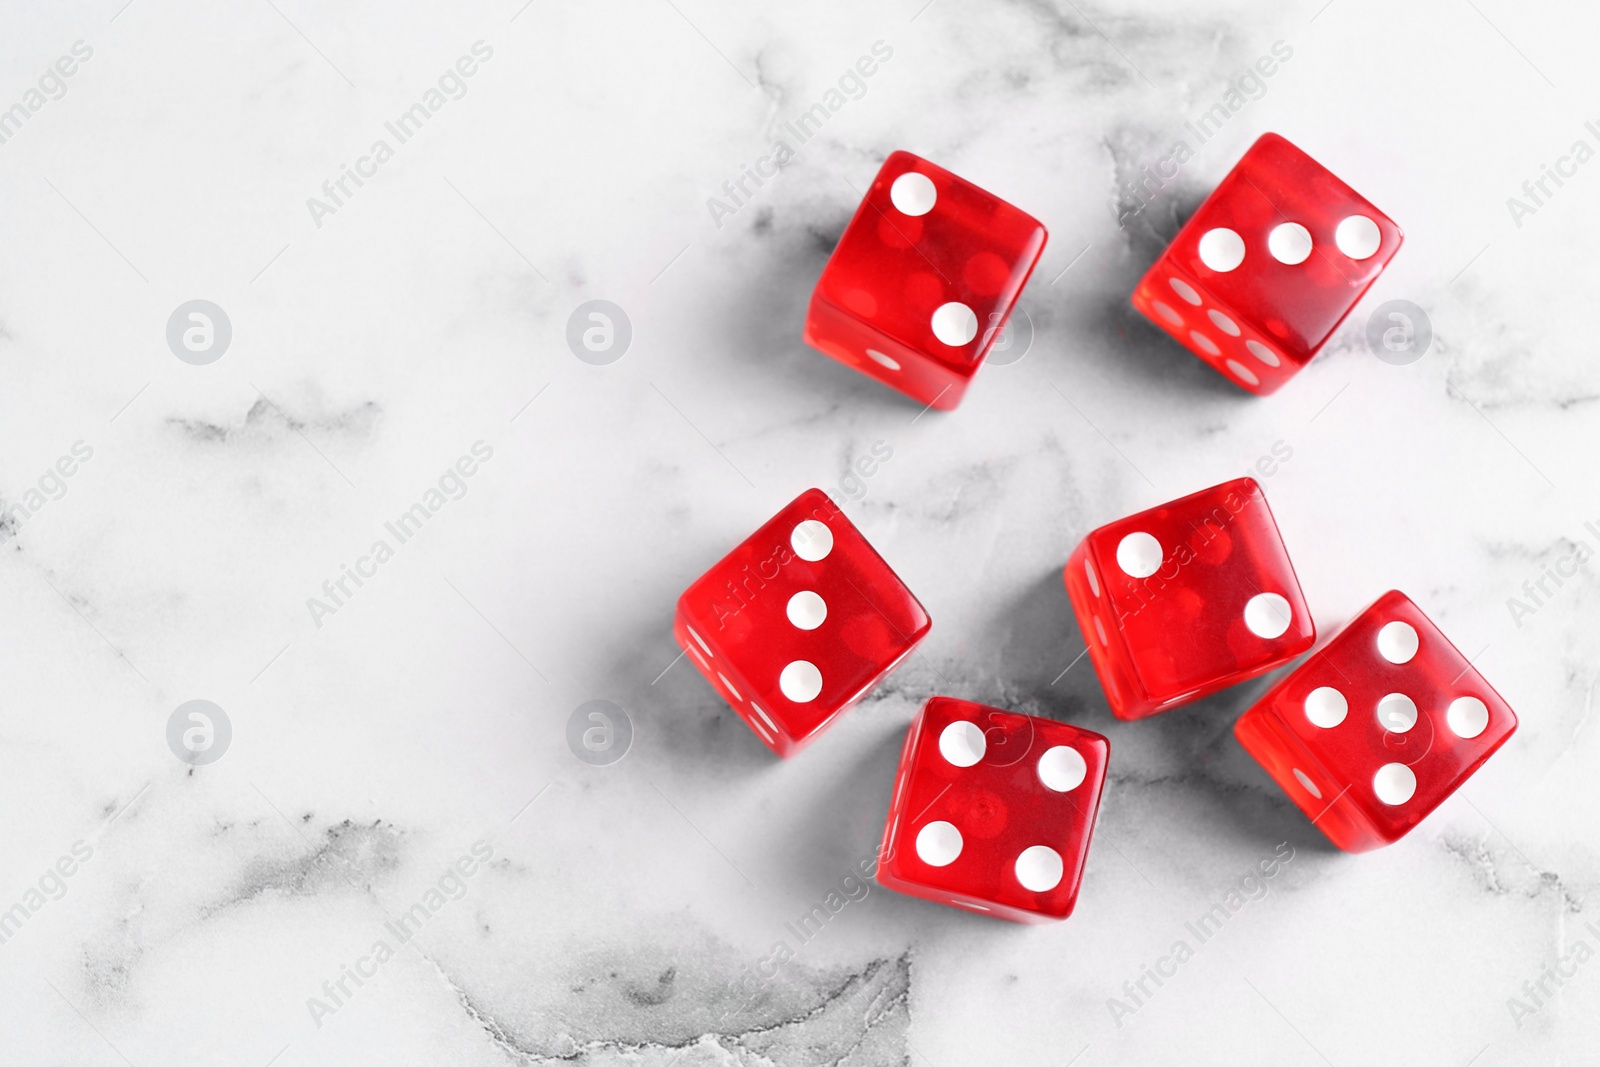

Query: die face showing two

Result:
[805,151,1047,411]
[1064,477,1315,720]
[675,489,930,757]
[1132,133,1403,395]
[878,698,1108,923]
[1235,590,1518,852]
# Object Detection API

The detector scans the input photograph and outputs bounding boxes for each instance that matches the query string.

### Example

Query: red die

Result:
[1132,133,1403,395]
[1063,477,1315,720]
[674,489,930,757]
[1235,591,1518,852]
[804,151,1047,411]
[877,698,1108,923]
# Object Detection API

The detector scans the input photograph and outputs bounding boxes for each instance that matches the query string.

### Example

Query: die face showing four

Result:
[1133,133,1403,395]
[675,489,931,757]
[878,698,1109,923]
[1064,477,1315,720]
[1235,590,1518,852]
[805,150,1047,411]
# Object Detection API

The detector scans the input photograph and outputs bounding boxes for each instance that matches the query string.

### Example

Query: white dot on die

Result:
[717,673,742,701]
[1153,300,1184,327]
[786,591,827,630]
[1245,339,1282,367]
[779,660,823,703]
[1304,686,1348,728]
[1037,746,1088,792]
[1208,309,1241,336]
[939,720,986,768]
[1085,560,1100,597]
[791,520,833,562]
[687,626,714,657]
[1268,222,1314,265]
[1336,215,1382,260]
[916,821,963,866]
[750,703,779,734]
[1244,592,1293,638]
[1094,616,1109,647]
[1448,696,1490,739]
[1198,227,1246,272]
[1226,359,1260,387]
[866,348,901,371]
[890,172,937,216]
[1015,845,1065,892]
[1169,277,1202,306]
[1117,532,1163,579]
[931,302,978,346]
[1377,621,1419,664]
[1292,768,1323,799]
[1373,763,1417,805]
[1377,693,1419,733]
[1190,330,1221,356]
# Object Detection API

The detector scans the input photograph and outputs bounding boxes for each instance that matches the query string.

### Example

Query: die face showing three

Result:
[1064,477,1315,720]
[805,150,1047,411]
[675,489,931,757]
[1133,133,1403,395]
[878,698,1108,923]
[1235,590,1518,852]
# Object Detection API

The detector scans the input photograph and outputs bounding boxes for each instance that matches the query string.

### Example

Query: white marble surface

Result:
[1,0,1597,1063]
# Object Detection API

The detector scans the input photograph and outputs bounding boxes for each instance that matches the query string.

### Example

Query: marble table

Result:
[1,0,1596,1063]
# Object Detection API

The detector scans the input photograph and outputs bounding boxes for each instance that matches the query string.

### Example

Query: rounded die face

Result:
[677,489,931,750]
[815,151,1047,377]
[1080,477,1315,708]
[879,698,1109,920]
[1172,133,1403,361]
[1264,590,1517,841]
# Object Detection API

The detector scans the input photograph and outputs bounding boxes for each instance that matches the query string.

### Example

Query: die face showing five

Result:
[675,489,931,757]
[1064,477,1315,720]
[878,698,1108,923]
[1132,133,1403,395]
[1235,590,1518,852]
[805,151,1048,411]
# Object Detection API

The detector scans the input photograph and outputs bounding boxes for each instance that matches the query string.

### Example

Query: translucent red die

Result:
[1063,476,1315,720]
[877,698,1108,923]
[804,150,1047,411]
[1235,590,1518,852]
[1132,133,1403,395]
[674,488,930,757]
